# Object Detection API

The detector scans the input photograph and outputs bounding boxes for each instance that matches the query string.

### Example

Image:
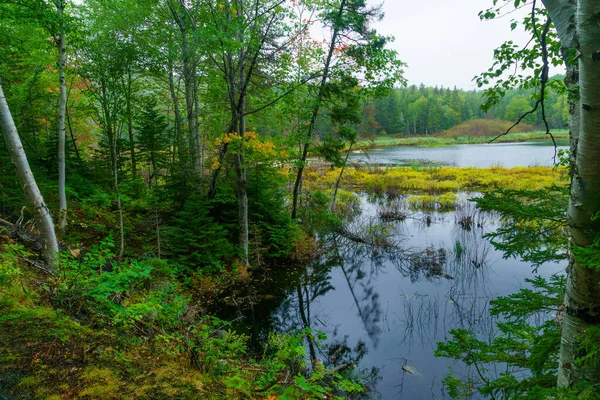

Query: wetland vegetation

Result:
[1,0,600,399]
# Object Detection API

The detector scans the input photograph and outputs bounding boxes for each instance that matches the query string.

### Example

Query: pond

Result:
[221,142,567,399]
[234,193,566,399]
[349,141,569,167]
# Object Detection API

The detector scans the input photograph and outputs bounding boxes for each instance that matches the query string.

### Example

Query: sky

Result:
[369,0,555,90]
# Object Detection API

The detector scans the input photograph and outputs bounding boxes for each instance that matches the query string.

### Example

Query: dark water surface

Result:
[236,193,566,400]
[349,141,568,167]
[234,142,567,399]
[248,194,565,399]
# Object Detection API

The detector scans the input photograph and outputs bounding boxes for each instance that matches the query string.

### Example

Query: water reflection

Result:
[349,142,568,167]
[259,193,565,399]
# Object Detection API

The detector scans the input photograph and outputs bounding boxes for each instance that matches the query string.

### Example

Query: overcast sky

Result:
[369,0,549,90]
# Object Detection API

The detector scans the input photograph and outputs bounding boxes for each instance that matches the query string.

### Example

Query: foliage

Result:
[473,185,569,267]
[162,196,235,273]
[438,118,535,138]
[364,80,566,137]
[435,275,567,399]
[408,193,457,210]
[0,241,370,399]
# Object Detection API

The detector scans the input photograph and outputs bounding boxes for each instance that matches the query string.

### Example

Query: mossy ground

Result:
[0,263,217,400]
[0,233,358,400]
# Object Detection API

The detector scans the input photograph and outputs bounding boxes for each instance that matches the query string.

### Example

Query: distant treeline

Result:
[360,75,569,136]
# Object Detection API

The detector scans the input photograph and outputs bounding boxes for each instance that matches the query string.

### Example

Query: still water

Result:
[349,141,569,167]
[267,197,565,399]
[234,142,566,399]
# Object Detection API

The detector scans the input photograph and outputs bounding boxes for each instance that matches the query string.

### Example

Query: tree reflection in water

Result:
[257,193,559,399]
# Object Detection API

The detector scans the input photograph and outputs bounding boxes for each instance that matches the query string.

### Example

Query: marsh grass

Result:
[305,165,565,196]
[408,193,458,210]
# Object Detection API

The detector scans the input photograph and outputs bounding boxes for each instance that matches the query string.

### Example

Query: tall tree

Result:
[290,0,404,219]
[54,0,68,233]
[165,0,203,176]
[481,0,600,388]
[542,0,600,387]
[204,0,290,266]
[78,0,152,259]
[1,0,72,232]
[0,81,59,268]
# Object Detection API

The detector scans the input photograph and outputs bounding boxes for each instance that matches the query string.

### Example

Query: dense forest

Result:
[0,0,599,399]
[365,79,568,136]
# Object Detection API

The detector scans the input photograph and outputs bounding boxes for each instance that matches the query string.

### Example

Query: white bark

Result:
[544,0,600,387]
[0,82,59,268]
[542,0,578,50]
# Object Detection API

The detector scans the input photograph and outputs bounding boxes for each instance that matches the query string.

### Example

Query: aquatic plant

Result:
[305,165,565,196]
[408,193,458,210]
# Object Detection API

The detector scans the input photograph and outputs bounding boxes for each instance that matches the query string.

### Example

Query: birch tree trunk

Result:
[555,0,600,386]
[0,82,59,269]
[56,0,68,233]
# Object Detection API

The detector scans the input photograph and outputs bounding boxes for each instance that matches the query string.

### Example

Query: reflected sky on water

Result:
[349,141,569,168]
[268,194,566,399]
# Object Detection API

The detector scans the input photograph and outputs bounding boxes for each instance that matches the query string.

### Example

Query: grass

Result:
[305,165,566,195]
[355,130,569,150]
[408,193,458,210]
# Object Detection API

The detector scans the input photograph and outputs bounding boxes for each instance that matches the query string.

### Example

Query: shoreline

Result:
[353,130,569,150]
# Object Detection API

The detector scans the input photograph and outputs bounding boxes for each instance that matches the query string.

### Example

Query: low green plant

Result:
[0,243,28,287]
[435,275,565,399]
[454,240,465,258]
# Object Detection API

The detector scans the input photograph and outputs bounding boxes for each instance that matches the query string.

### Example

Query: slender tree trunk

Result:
[291,0,346,220]
[57,0,67,233]
[329,142,353,213]
[65,106,81,162]
[176,7,200,175]
[557,0,600,386]
[155,208,161,259]
[168,62,185,174]
[235,92,249,267]
[126,70,137,179]
[0,82,59,269]
[193,77,203,175]
[111,126,125,260]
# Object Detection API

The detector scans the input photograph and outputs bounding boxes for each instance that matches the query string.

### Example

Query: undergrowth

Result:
[0,239,366,400]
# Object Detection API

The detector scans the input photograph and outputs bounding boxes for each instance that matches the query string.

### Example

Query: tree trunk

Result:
[168,62,185,173]
[57,0,67,233]
[235,93,249,267]
[65,106,81,162]
[329,142,353,213]
[557,0,600,386]
[290,0,347,220]
[193,76,203,175]
[109,122,125,260]
[126,69,137,179]
[175,2,200,176]
[0,82,59,269]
